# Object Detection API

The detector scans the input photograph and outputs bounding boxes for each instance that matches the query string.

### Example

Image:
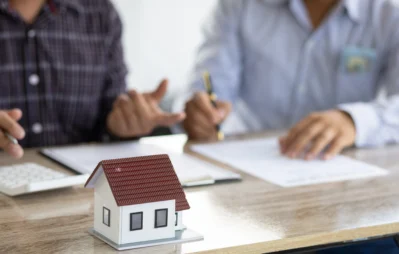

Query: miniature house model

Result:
[84,154,192,247]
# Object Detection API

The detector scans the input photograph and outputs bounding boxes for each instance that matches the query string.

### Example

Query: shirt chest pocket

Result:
[336,47,378,104]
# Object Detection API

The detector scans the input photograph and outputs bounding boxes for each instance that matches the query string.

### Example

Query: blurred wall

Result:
[111,0,216,109]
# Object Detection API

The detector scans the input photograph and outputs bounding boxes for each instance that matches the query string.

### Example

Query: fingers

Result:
[184,101,217,140]
[324,137,346,160]
[0,130,24,159]
[184,92,231,141]
[0,109,25,159]
[283,114,317,153]
[215,101,232,122]
[108,87,185,138]
[192,92,223,124]
[107,107,130,137]
[117,94,140,131]
[0,111,25,140]
[281,110,356,160]
[305,127,337,160]
[131,89,185,128]
[129,90,154,133]
[4,144,24,159]
[185,122,215,140]
[284,120,325,158]
[157,112,186,127]
[185,101,216,133]
[7,109,23,121]
[150,79,168,103]
[279,137,287,154]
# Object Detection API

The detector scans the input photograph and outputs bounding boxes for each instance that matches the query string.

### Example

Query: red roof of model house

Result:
[84,154,190,211]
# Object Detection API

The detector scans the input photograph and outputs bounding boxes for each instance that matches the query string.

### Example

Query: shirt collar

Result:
[261,0,366,24]
[342,0,365,23]
[0,0,83,14]
[53,0,84,14]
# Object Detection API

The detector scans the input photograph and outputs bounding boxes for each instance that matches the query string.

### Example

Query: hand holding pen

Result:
[0,109,25,158]
[183,71,232,141]
[202,71,225,141]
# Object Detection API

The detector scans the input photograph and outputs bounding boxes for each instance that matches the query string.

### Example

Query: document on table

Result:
[41,142,241,187]
[190,138,388,187]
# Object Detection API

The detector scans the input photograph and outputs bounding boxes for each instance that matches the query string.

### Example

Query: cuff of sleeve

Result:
[338,102,380,147]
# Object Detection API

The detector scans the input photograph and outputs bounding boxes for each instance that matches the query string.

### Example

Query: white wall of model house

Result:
[120,200,175,244]
[176,211,184,231]
[93,170,186,245]
[93,172,121,244]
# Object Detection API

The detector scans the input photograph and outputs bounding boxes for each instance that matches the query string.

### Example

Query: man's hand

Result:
[183,92,232,141]
[0,109,25,159]
[107,79,186,138]
[279,110,356,160]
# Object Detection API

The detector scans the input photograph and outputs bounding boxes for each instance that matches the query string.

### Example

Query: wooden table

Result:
[1,133,399,254]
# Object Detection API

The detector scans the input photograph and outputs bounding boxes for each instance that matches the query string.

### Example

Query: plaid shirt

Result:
[0,0,127,148]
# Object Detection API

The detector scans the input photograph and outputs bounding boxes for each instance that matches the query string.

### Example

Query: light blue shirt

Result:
[188,0,399,147]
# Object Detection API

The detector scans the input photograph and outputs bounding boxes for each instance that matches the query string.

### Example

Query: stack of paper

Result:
[191,138,388,187]
[41,142,241,187]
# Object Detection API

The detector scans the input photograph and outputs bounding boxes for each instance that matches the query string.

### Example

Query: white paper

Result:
[191,138,388,187]
[41,142,240,186]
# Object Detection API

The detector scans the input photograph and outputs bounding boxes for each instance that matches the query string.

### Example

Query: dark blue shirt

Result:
[0,0,127,147]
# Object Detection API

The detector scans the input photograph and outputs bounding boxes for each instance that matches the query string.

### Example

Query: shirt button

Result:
[29,74,40,86]
[27,30,36,38]
[32,123,43,134]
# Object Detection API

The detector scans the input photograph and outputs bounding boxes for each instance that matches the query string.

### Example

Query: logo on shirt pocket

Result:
[336,46,378,103]
[340,46,377,74]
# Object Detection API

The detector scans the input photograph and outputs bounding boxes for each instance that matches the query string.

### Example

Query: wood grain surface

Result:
[1,133,399,254]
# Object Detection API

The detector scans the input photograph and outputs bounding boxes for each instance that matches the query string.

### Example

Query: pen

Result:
[2,130,18,145]
[202,71,224,141]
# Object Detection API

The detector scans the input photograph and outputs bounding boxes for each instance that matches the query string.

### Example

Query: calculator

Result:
[0,163,88,196]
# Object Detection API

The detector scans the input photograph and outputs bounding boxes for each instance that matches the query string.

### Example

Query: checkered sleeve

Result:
[97,1,128,140]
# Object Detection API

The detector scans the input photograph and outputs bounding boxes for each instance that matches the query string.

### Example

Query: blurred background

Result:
[112,0,216,111]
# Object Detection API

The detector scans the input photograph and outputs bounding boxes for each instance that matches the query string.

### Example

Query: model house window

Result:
[103,207,110,227]
[175,212,178,226]
[155,209,168,228]
[130,212,143,231]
